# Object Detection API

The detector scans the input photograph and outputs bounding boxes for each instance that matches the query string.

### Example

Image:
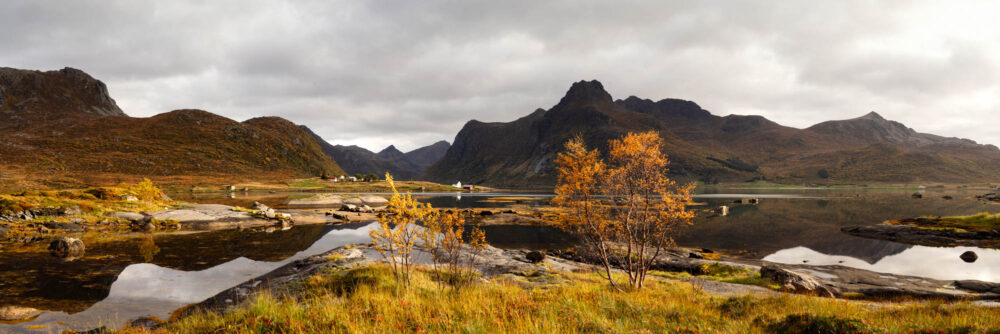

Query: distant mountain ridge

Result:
[303,128,449,179]
[0,67,344,188]
[425,80,1000,186]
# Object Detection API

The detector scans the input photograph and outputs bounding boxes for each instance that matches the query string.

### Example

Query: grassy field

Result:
[130,264,1000,334]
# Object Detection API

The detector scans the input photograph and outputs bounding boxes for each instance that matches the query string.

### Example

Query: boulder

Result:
[525,251,546,263]
[361,195,388,206]
[253,202,277,219]
[911,193,923,199]
[960,251,978,263]
[110,211,147,222]
[760,265,835,297]
[49,236,85,258]
[341,204,358,212]
[344,197,364,206]
[0,305,41,321]
[480,210,494,216]
[359,205,373,213]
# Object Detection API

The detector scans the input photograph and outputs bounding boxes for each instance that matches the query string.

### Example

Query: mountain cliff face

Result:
[304,129,450,179]
[425,80,1000,186]
[1,67,125,131]
[0,67,343,187]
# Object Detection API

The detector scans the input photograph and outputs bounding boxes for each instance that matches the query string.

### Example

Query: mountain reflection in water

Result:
[0,223,376,333]
[764,246,1000,282]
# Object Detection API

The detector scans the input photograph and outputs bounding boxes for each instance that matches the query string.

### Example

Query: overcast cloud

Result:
[2,1,998,151]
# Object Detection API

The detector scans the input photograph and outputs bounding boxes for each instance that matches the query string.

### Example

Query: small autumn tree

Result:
[421,211,487,287]
[553,132,694,290]
[370,173,438,286]
[129,178,163,204]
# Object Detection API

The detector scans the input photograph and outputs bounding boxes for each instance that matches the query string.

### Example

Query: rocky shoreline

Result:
[842,223,1000,248]
[152,243,1000,331]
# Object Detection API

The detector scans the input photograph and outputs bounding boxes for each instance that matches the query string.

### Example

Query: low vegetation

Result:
[0,179,173,238]
[133,264,1000,333]
[891,212,1000,232]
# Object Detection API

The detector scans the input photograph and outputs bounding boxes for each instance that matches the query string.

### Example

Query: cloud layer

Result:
[2,1,998,151]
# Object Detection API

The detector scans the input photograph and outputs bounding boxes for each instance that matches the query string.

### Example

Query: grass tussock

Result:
[134,264,1000,334]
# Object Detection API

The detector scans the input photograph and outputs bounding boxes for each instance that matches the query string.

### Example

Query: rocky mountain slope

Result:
[304,128,450,179]
[0,67,343,188]
[425,80,1000,186]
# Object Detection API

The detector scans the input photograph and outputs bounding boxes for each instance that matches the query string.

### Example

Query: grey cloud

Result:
[2,0,1000,151]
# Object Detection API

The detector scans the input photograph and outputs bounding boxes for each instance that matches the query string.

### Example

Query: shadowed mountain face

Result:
[0,67,125,131]
[305,127,450,179]
[425,80,1000,186]
[0,67,343,187]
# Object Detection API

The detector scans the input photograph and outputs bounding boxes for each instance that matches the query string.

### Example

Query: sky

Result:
[2,1,999,152]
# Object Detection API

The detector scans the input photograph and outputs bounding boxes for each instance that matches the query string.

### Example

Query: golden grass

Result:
[0,183,174,238]
[130,264,1000,334]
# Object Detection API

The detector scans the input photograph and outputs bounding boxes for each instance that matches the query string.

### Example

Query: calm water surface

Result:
[2,187,999,332]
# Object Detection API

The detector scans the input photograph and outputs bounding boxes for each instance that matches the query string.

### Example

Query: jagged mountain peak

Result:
[377,145,404,157]
[859,111,885,121]
[556,80,613,107]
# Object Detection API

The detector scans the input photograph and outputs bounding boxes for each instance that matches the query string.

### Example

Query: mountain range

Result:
[424,80,1000,186]
[0,67,344,188]
[303,127,449,179]
[4,67,998,188]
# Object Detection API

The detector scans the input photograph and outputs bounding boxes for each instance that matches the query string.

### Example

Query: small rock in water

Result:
[911,193,923,199]
[960,251,978,263]
[942,195,954,200]
[0,305,42,321]
[49,236,85,258]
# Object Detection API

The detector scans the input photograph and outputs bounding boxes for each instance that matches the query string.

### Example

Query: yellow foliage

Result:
[369,173,438,286]
[553,132,695,290]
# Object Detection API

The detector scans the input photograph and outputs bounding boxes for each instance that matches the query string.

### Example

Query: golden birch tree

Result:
[369,173,437,286]
[553,132,694,290]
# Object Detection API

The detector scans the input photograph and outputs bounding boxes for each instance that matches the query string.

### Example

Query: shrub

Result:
[765,313,871,334]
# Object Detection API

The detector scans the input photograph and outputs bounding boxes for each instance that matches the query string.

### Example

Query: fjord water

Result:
[2,187,999,332]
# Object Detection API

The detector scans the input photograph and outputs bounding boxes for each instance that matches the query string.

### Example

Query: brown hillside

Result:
[0,67,343,189]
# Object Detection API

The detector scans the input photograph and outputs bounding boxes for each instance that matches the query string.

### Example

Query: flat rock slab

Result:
[148,204,272,230]
[0,305,42,322]
[286,195,345,206]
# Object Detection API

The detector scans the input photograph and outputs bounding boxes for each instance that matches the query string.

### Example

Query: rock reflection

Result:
[764,245,1000,282]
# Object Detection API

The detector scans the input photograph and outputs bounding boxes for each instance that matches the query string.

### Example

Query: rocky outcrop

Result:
[761,265,836,297]
[842,224,1000,248]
